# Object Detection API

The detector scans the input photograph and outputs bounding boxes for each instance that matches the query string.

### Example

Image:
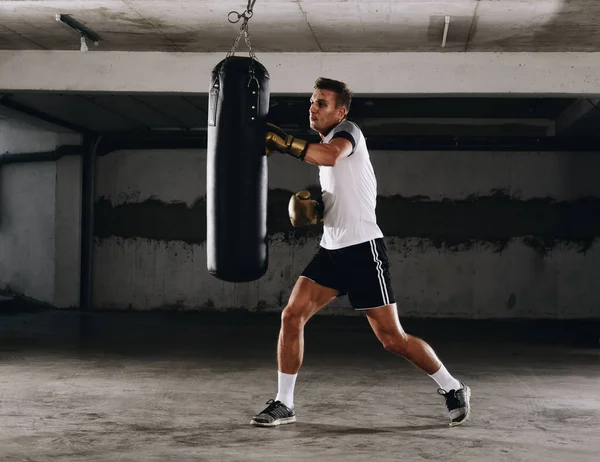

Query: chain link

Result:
[226,0,257,60]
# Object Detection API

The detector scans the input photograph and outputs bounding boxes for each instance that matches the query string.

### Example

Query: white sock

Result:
[429,364,461,392]
[274,371,297,409]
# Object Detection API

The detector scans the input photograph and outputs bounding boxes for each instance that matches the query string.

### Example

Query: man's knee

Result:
[381,332,409,356]
[281,302,310,328]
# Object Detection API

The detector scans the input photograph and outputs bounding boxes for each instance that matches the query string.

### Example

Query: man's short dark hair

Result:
[314,77,352,114]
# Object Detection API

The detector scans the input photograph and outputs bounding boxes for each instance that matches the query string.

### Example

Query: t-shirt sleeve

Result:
[330,120,360,156]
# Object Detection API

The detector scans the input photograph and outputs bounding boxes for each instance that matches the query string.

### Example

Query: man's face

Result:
[309,89,346,136]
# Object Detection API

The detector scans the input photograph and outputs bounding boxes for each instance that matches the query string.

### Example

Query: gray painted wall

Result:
[93,148,600,319]
[0,118,81,307]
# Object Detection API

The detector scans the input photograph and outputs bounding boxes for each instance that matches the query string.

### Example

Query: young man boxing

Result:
[251,77,471,428]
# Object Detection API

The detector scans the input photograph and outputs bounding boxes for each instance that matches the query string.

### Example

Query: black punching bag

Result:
[207,56,270,282]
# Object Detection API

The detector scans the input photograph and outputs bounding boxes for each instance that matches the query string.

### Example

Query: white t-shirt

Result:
[319,120,383,250]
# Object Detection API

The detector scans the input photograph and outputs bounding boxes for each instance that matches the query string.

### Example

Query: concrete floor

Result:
[0,306,598,462]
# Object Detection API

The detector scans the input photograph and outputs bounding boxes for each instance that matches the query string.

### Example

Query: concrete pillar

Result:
[0,118,82,307]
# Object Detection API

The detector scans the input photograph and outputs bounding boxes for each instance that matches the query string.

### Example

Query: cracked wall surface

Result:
[92,149,600,318]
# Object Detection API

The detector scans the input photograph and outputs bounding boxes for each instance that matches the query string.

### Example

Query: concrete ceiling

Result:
[0,0,599,53]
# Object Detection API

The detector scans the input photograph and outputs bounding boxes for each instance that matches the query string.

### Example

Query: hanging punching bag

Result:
[207,56,270,282]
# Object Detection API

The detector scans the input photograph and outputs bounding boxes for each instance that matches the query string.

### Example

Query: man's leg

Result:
[277,276,338,373]
[365,304,471,426]
[251,276,338,427]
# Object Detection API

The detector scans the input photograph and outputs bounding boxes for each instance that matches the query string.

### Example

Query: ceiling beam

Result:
[355,117,554,136]
[0,94,89,134]
[1,51,600,96]
[554,98,600,135]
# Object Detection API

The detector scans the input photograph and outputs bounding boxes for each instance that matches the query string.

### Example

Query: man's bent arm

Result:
[304,138,353,166]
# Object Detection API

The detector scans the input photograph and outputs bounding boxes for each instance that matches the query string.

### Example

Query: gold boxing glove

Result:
[288,190,324,227]
[265,123,308,161]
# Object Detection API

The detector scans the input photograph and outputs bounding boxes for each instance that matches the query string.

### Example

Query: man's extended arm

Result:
[265,123,352,167]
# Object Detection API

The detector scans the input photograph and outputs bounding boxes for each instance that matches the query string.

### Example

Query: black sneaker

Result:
[250,399,296,427]
[438,382,471,427]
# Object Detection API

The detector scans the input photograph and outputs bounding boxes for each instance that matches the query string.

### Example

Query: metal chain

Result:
[226,0,257,60]
[243,24,257,61]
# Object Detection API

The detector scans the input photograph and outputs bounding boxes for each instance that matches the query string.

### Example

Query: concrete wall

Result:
[94,148,600,319]
[0,118,82,307]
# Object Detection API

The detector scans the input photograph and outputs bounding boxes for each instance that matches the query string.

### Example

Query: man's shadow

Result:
[174,421,453,448]
[276,422,446,436]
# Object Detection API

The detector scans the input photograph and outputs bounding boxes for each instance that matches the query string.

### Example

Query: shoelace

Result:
[437,388,465,410]
[261,399,287,418]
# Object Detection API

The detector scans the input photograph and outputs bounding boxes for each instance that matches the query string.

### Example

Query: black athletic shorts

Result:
[301,238,396,310]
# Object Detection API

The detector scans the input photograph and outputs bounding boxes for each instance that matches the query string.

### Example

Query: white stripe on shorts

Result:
[369,239,390,305]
